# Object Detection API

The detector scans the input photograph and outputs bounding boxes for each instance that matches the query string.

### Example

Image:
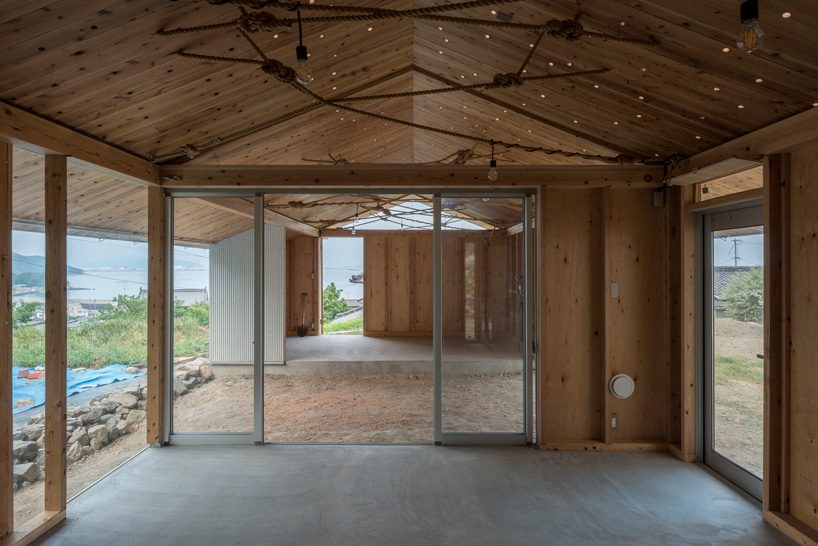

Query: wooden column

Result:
[43,155,67,513]
[146,187,167,445]
[0,143,13,538]
[763,153,790,514]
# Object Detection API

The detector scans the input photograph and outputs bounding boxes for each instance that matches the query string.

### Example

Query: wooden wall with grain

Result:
[285,235,321,336]
[783,144,818,533]
[363,231,522,340]
[540,187,670,447]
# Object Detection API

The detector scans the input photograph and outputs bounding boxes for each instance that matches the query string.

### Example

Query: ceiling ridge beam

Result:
[0,100,159,186]
[174,64,416,165]
[411,65,634,158]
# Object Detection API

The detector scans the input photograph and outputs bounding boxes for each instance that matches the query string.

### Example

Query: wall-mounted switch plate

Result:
[610,282,620,299]
[611,413,618,431]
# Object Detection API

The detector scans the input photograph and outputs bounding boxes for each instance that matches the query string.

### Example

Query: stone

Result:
[115,420,130,434]
[107,392,138,410]
[35,448,46,467]
[136,400,146,410]
[174,378,188,397]
[174,368,190,381]
[183,377,200,389]
[79,408,103,426]
[13,440,38,463]
[12,431,26,441]
[69,426,89,446]
[122,387,141,399]
[87,424,109,446]
[82,446,92,457]
[13,462,41,484]
[100,414,119,427]
[21,423,45,441]
[185,364,201,378]
[27,413,45,425]
[124,366,139,374]
[89,438,102,451]
[107,425,120,441]
[93,400,119,414]
[200,365,214,382]
[67,406,82,418]
[67,441,84,462]
[125,409,146,432]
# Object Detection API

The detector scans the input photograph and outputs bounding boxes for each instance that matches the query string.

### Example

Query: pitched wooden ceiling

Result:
[2,0,817,169]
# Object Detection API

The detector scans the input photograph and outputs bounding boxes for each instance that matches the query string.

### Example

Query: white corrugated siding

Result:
[209,224,285,364]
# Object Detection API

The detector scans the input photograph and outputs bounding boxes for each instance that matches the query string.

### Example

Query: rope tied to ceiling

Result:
[238,11,282,32]
[491,72,523,87]
[260,58,297,82]
[544,18,584,41]
[180,144,201,159]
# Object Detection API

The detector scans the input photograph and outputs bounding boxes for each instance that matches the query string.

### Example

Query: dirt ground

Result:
[175,372,524,443]
[13,423,147,528]
[713,317,764,478]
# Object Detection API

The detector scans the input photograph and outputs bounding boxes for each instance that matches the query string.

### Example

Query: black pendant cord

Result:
[297,2,304,47]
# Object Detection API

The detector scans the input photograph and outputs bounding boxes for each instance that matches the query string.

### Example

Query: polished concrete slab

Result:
[41,446,791,546]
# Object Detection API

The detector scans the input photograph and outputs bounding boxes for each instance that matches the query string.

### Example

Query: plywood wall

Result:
[540,187,669,447]
[285,235,320,336]
[785,144,818,532]
[362,231,522,339]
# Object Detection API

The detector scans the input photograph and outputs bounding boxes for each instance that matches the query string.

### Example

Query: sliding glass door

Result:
[703,204,764,499]
[433,193,534,445]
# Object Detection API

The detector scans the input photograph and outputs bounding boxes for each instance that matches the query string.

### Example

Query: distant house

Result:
[138,287,208,307]
[344,298,363,309]
[713,266,756,316]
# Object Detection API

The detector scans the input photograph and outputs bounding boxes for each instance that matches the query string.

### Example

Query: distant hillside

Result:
[12,253,82,286]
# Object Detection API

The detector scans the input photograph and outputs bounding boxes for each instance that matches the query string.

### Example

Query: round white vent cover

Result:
[609,374,635,400]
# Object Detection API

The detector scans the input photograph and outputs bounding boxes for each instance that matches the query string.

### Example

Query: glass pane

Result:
[441,197,525,433]
[65,164,149,501]
[11,147,46,527]
[712,227,764,478]
[172,197,253,433]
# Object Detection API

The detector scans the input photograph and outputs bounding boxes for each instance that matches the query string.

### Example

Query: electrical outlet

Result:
[611,413,618,431]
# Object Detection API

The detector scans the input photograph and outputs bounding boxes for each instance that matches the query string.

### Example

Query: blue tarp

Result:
[11,364,144,414]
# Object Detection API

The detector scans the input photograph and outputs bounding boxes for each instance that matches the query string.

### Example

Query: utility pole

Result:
[732,239,742,266]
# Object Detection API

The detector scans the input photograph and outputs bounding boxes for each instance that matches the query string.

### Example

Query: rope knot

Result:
[179,144,200,159]
[260,59,296,82]
[288,200,306,209]
[238,12,279,32]
[492,72,523,87]
[544,18,584,41]
[614,154,635,165]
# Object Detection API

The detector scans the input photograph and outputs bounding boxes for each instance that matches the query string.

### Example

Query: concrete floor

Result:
[41,446,791,546]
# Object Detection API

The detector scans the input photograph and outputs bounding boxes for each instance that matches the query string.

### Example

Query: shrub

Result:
[723,267,763,323]
[322,283,349,323]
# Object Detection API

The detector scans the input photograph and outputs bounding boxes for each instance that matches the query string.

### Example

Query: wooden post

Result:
[146,187,167,445]
[601,187,612,444]
[763,153,790,514]
[0,143,13,538]
[44,155,67,513]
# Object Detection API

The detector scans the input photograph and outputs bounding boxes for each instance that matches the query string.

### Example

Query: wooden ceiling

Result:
[2,0,817,169]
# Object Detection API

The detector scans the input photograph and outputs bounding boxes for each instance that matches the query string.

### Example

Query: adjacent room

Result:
[1,1,817,545]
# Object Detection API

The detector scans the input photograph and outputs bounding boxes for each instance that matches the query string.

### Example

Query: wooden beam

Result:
[147,187,167,445]
[43,155,67,514]
[413,66,632,158]
[160,164,663,189]
[764,153,791,514]
[669,107,818,184]
[197,198,318,238]
[0,511,65,546]
[0,143,12,539]
[686,188,764,213]
[0,101,159,187]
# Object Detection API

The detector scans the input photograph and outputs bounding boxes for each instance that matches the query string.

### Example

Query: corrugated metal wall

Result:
[209,224,285,364]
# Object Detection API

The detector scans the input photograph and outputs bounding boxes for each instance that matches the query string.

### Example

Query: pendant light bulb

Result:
[488,159,499,181]
[295,45,313,85]
[294,3,314,85]
[487,141,498,181]
[737,0,765,53]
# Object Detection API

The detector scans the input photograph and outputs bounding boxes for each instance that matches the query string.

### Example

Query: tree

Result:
[322,282,349,323]
[723,267,764,323]
[12,302,39,328]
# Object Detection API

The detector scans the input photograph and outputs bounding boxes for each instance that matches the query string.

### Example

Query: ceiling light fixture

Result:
[295,3,313,85]
[487,141,498,181]
[737,0,765,53]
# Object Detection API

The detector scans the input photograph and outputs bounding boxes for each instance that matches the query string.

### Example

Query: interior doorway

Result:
[703,204,764,499]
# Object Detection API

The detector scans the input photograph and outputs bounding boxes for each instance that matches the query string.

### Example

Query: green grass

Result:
[322,316,363,335]
[13,297,209,368]
[714,354,763,386]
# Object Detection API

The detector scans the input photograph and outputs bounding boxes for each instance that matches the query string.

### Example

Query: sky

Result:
[713,233,763,267]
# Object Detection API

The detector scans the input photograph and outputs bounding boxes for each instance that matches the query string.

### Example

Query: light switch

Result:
[610,282,620,299]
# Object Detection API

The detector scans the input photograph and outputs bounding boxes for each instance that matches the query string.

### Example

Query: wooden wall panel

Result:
[388,236,413,332]
[786,144,818,532]
[364,235,389,333]
[146,187,166,445]
[285,236,320,336]
[542,189,604,442]
[412,235,433,332]
[442,235,464,336]
[606,188,669,442]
